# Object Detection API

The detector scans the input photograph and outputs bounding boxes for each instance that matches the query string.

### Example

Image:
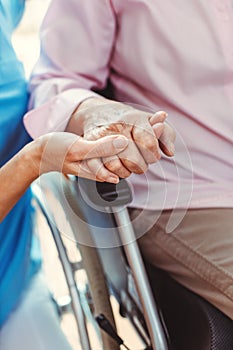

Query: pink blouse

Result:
[24,0,233,211]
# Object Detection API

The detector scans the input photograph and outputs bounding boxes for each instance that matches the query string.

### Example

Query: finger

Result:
[103,155,131,178]
[152,122,164,139]
[132,123,161,164]
[62,160,98,180]
[118,139,148,174]
[83,124,133,177]
[74,165,101,181]
[154,123,176,156]
[75,135,129,160]
[83,158,121,183]
[62,157,121,183]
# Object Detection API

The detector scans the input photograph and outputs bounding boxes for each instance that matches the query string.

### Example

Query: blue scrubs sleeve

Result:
[0,1,41,328]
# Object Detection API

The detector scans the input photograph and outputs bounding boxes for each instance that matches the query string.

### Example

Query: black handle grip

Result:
[76,177,132,208]
[96,181,118,202]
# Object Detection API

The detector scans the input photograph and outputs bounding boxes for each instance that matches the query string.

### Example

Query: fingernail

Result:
[113,136,128,149]
[109,176,119,183]
[156,111,168,117]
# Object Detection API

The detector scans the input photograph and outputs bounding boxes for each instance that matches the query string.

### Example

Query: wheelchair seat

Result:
[146,264,233,350]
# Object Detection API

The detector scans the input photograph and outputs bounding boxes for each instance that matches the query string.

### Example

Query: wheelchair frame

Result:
[32,174,169,350]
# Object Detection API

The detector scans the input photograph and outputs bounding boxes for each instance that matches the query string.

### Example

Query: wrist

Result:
[66,96,110,135]
[18,138,45,181]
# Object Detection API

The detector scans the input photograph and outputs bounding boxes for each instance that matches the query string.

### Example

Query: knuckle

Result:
[105,160,131,178]
[124,160,147,174]
[106,160,123,173]
[96,168,108,181]
[119,172,130,179]
[146,139,157,151]
[133,127,143,139]
[67,148,79,161]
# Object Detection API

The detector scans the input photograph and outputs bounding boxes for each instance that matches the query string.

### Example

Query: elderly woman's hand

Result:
[67,97,176,179]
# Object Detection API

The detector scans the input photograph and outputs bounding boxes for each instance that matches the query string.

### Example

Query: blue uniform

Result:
[0,0,41,327]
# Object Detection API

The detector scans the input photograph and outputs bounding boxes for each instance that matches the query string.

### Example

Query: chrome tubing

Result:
[113,206,169,350]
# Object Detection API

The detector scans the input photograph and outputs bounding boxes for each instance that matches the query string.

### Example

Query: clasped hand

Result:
[68,98,176,181]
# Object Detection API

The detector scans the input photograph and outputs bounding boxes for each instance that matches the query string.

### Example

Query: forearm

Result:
[0,141,41,221]
[0,131,130,221]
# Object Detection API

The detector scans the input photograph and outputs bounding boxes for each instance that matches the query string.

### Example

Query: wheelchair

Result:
[32,173,233,350]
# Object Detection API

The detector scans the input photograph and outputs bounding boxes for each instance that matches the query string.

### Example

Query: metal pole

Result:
[113,207,169,350]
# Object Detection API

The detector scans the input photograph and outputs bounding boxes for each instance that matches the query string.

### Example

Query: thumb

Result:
[80,135,129,159]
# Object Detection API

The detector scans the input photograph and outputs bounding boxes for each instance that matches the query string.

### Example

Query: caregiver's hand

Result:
[27,132,129,183]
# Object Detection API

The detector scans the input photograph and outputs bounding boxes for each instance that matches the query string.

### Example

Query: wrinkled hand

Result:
[68,98,175,179]
[34,132,128,183]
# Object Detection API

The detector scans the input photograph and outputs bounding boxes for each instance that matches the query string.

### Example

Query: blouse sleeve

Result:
[24,0,116,138]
